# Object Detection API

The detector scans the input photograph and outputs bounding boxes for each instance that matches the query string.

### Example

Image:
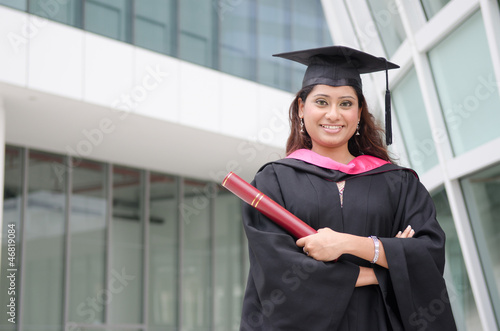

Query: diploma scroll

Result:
[222,172,317,239]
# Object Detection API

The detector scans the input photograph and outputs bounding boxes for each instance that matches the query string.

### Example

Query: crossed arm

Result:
[296,225,415,287]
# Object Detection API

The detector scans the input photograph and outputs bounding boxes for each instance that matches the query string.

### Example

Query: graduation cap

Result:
[273,46,399,145]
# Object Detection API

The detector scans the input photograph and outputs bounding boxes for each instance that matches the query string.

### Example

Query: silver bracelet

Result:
[369,236,379,264]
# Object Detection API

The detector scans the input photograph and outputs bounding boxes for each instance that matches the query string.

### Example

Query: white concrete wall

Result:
[0,6,294,181]
[0,6,293,146]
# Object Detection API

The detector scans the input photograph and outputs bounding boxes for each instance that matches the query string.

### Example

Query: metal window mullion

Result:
[284,0,292,91]
[444,179,498,330]
[105,163,113,324]
[17,148,28,331]
[62,156,73,330]
[177,177,184,331]
[250,0,258,82]
[316,1,325,46]
[130,0,136,45]
[142,170,150,329]
[67,322,144,329]
[462,179,500,326]
[479,0,500,97]
[212,0,220,70]
[174,0,180,57]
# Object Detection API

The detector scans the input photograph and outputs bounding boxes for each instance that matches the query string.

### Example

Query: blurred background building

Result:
[0,0,498,330]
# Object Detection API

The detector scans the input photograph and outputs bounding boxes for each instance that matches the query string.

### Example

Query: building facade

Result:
[0,0,499,331]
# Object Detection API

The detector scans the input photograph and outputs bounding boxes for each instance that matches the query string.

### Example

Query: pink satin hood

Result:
[286,149,390,174]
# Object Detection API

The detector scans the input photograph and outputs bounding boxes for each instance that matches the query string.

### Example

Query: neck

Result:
[311,146,355,165]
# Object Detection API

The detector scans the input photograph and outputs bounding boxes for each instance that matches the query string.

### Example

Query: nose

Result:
[325,106,341,121]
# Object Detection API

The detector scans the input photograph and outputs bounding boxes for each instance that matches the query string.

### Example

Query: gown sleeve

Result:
[240,164,360,331]
[374,170,458,331]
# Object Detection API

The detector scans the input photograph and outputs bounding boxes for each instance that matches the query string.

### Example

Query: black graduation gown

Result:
[239,158,457,331]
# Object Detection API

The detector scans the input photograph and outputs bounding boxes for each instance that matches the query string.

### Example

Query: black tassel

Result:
[384,59,392,146]
[385,90,392,145]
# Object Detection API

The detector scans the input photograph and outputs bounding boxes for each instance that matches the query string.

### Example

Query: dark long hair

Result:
[285,84,394,162]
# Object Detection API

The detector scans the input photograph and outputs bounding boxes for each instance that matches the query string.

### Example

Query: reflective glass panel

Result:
[432,190,483,330]
[461,163,500,323]
[219,0,256,81]
[23,150,66,330]
[148,173,178,331]
[68,158,107,324]
[181,179,212,331]
[0,146,23,330]
[290,0,332,92]
[392,67,438,174]
[134,0,176,55]
[428,11,500,155]
[421,0,450,20]
[366,0,406,57]
[109,166,143,323]
[0,0,27,10]
[29,0,82,27]
[84,0,132,43]
[257,0,291,91]
[178,0,215,68]
[214,188,244,331]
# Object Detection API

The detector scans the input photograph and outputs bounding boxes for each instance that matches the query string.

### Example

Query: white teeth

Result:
[322,125,342,129]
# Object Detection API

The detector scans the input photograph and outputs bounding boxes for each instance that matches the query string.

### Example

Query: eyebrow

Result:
[312,94,356,99]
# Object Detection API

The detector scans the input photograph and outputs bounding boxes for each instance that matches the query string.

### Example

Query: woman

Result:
[239,46,457,330]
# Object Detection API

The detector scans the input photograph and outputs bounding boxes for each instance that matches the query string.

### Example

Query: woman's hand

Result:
[296,228,346,262]
[396,225,415,238]
[356,267,379,287]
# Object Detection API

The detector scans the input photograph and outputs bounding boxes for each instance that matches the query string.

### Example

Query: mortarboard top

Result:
[273,45,399,145]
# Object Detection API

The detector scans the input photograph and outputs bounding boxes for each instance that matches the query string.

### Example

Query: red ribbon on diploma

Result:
[222,172,317,239]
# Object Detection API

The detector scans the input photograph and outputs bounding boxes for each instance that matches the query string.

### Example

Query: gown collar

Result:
[286,149,390,175]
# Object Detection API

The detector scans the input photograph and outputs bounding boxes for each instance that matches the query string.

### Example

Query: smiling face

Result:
[299,84,361,160]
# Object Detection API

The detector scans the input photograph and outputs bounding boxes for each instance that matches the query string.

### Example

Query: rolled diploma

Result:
[222,172,317,239]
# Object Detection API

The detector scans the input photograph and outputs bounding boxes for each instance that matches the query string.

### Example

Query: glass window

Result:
[432,190,483,330]
[181,179,212,331]
[421,0,451,20]
[214,188,244,331]
[461,163,500,323]
[22,150,66,330]
[0,0,26,10]
[428,11,500,155]
[392,67,438,174]
[134,0,176,56]
[366,0,406,57]
[84,0,132,43]
[219,0,257,81]
[290,0,332,92]
[2,0,335,94]
[0,146,23,331]
[68,158,107,324]
[148,172,178,331]
[178,0,216,68]
[109,165,144,324]
[257,0,292,91]
[28,0,82,27]
[0,146,253,330]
